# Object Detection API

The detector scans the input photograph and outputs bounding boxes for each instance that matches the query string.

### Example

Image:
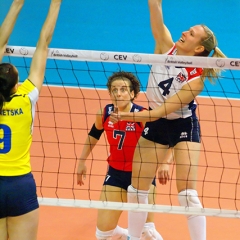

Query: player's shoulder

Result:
[185,67,203,80]
[131,103,146,112]
[104,104,114,115]
[17,79,38,95]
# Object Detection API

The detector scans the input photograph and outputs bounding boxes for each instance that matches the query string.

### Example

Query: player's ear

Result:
[195,45,205,54]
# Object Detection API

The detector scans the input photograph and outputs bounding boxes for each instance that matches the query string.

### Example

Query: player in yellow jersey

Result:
[0,1,62,239]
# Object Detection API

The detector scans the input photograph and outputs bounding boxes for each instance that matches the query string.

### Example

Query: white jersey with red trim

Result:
[146,45,203,119]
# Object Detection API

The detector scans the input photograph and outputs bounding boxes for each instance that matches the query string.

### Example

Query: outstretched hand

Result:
[14,0,25,3]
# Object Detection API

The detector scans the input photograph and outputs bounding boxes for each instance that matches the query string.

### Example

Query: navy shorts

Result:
[103,165,156,191]
[0,172,39,218]
[142,116,201,147]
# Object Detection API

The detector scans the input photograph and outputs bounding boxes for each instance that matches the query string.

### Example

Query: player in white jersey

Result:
[0,1,61,240]
[110,0,226,240]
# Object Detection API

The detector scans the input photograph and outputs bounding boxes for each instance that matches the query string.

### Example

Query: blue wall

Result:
[1,0,240,98]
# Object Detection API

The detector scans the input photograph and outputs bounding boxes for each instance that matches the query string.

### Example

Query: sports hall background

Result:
[1,1,240,240]
[2,0,240,97]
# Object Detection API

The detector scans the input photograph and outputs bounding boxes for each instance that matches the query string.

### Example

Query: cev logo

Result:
[114,55,127,60]
[5,48,14,54]
[230,61,240,67]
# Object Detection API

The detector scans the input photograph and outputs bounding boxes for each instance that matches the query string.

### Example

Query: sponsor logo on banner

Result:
[51,50,78,58]
[230,61,240,67]
[114,55,127,61]
[165,56,193,66]
[100,52,109,61]
[132,54,142,62]
[19,48,28,55]
[5,48,14,54]
[216,59,225,68]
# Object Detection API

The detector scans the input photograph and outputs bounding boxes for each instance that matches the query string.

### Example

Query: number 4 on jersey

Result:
[158,77,174,96]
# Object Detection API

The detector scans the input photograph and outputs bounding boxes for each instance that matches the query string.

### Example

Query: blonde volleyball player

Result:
[0,1,62,239]
[110,0,227,240]
[77,71,169,240]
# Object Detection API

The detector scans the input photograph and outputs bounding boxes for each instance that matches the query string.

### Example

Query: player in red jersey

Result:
[77,71,167,240]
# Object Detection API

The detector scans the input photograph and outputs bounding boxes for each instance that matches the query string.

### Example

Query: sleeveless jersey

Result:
[146,45,203,119]
[0,79,38,176]
[102,103,145,171]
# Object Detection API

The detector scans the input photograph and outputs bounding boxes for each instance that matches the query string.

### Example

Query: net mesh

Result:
[4,45,240,218]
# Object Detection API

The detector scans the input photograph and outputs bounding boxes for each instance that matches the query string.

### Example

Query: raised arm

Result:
[148,0,174,54]
[0,0,24,62]
[28,0,62,92]
[110,77,204,122]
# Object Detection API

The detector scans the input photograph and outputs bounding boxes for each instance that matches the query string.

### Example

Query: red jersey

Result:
[102,103,145,172]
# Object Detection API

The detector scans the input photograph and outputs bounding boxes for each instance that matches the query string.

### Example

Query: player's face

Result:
[176,25,206,56]
[110,79,134,111]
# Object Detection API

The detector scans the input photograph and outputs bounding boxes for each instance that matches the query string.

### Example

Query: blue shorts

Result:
[103,165,156,191]
[142,116,201,147]
[0,172,39,218]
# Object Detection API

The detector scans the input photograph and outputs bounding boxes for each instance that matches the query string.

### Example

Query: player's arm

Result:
[148,0,174,54]
[77,109,104,186]
[0,0,24,62]
[28,0,61,92]
[110,77,204,122]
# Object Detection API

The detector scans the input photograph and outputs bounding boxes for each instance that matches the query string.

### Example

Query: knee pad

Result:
[178,189,202,218]
[127,185,148,204]
[178,189,203,219]
[178,189,202,208]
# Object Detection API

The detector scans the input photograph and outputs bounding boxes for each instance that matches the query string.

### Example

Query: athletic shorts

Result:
[0,172,39,218]
[142,116,201,147]
[103,165,156,191]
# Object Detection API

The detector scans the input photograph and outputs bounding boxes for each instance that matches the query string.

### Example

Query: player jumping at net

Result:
[0,0,62,239]
[77,71,173,240]
[110,0,227,240]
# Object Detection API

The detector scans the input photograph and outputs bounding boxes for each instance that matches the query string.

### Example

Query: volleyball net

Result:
[4,46,240,218]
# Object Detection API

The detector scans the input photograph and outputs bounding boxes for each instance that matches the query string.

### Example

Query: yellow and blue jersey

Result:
[0,79,38,176]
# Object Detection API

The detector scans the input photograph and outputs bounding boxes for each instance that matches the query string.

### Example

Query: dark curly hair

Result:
[107,71,140,101]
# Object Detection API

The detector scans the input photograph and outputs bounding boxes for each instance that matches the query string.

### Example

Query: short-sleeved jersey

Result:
[146,45,203,119]
[0,79,38,176]
[102,103,145,172]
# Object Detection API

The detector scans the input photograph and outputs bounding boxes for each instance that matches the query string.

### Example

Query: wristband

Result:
[88,123,104,140]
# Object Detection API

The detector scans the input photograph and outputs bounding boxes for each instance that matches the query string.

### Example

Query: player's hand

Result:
[110,106,121,123]
[14,0,24,4]
[77,161,87,186]
[158,163,170,185]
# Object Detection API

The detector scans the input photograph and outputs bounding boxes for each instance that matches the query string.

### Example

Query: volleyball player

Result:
[77,71,168,240]
[0,1,62,239]
[110,0,227,239]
